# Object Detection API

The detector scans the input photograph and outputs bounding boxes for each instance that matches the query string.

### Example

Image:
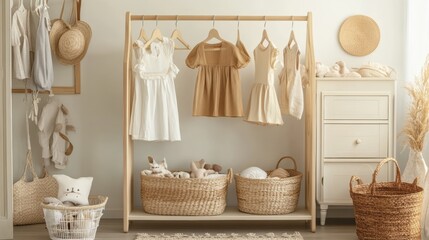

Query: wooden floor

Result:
[13,219,358,239]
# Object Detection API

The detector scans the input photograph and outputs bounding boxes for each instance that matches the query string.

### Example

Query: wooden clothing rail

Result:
[123,12,316,233]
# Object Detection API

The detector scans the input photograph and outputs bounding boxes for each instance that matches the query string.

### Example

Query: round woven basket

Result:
[235,156,302,215]
[41,195,108,240]
[141,169,233,216]
[338,15,380,56]
[350,158,423,240]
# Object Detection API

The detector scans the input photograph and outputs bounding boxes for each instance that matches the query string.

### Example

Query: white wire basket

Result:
[41,195,108,240]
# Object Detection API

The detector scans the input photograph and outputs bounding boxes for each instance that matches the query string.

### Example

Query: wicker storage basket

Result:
[350,158,423,240]
[41,195,108,240]
[140,169,233,216]
[235,156,302,215]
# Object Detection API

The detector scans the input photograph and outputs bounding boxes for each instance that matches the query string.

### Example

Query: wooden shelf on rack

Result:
[316,77,394,81]
[129,207,312,221]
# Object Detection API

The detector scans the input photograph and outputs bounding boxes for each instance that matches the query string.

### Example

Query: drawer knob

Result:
[355,138,362,144]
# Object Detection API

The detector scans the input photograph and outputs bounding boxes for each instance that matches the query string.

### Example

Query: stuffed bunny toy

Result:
[190,159,215,178]
[142,156,173,177]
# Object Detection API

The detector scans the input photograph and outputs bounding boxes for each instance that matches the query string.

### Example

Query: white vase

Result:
[402,149,427,187]
[422,172,429,240]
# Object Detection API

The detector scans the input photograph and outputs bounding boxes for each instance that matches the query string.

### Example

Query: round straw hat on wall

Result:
[338,15,380,56]
[49,0,92,65]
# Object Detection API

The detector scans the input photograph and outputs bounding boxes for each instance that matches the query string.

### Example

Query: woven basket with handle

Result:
[13,113,58,225]
[235,156,302,215]
[140,169,233,216]
[350,158,423,240]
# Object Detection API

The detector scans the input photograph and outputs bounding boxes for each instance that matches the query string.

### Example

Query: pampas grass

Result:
[403,56,429,152]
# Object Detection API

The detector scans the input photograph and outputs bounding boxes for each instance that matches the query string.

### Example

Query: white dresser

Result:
[316,77,396,225]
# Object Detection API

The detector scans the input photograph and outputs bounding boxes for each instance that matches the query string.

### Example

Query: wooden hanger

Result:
[143,16,164,49]
[203,28,224,43]
[203,16,225,51]
[171,17,190,50]
[133,16,149,47]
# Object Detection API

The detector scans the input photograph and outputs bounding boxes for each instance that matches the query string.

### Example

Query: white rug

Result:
[136,232,303,240]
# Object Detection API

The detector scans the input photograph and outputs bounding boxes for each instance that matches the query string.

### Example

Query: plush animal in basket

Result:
[203,163,223,173]
[142,156,173,178]
[172,171,191,179]
[191,159,216,178]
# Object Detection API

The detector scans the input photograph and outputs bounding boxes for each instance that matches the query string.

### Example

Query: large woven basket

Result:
[235,156,302,215]
[141,169,233,216]
[350,158,423,240]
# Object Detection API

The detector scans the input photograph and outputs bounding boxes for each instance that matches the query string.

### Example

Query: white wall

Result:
[12,0,406,218]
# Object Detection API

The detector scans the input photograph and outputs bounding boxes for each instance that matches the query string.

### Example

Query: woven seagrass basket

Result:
[140,169,233,216]
[235,156,302,215]
[350,158,423,240]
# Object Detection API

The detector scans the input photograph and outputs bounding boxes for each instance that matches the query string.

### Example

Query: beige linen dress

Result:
[245,42,283,125]
[186,41,249,117]
[279,35,303,119]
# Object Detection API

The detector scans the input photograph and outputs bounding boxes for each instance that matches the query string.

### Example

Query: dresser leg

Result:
[320,204,328,225]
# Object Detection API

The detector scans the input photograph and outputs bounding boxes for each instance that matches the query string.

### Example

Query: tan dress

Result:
[186,41,249,117]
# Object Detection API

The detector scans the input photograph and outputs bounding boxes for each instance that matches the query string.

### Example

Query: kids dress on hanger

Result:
[33,1,54,91]
[279,31,304,119]
[245,41,283,125]
[129,37,181,141]
[186,40,250,117]
[11,1,31,80]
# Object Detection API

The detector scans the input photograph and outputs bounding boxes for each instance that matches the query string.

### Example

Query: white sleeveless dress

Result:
[245,43,283,125]
[129,38,181,141]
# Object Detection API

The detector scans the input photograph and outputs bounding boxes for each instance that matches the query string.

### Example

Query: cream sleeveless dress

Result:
[129,38,181,141]
[279,38,303,119]
[245,43,283,125]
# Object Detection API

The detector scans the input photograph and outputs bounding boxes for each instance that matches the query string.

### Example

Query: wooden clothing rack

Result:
[122,12,316,233]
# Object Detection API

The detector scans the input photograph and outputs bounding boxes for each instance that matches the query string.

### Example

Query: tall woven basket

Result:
[350,158,423,240]
[235,156,302,215]
[141,169,233,216]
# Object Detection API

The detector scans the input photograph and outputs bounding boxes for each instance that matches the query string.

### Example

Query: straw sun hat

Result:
[338,15,380,56]
[50,3,92,65]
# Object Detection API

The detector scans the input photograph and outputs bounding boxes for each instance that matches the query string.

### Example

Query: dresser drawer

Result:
[322,162,390,204]
[324,124,388,158]
[323,95,389,120]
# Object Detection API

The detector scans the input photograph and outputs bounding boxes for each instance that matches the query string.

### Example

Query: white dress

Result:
[129,37,181,141]
[11,4,31,80]
[245,42,283,125]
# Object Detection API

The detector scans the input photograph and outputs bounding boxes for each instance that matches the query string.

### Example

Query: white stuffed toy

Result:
[142,156,173,178]
[336,61,361,78]
[172,171,191,179]
[190,159,216,178]
[324,63,341,77]
[316,62,330,77]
